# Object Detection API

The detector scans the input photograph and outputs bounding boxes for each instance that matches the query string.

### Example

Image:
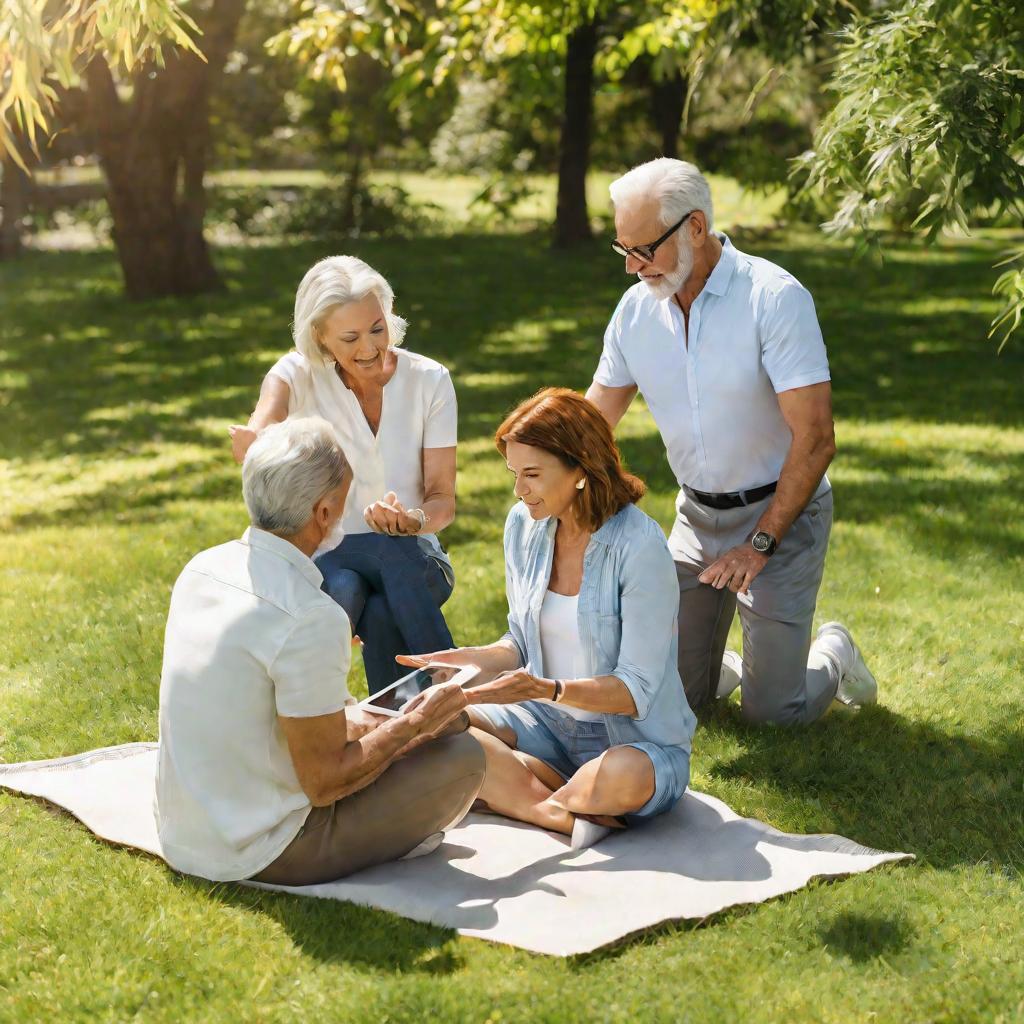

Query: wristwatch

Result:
[751,531,778,557]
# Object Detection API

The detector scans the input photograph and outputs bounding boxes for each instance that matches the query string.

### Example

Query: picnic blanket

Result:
[0,742,912,956]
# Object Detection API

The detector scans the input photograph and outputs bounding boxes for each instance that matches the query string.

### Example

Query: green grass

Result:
[33,166,787,231]
[1,204,1023,1022]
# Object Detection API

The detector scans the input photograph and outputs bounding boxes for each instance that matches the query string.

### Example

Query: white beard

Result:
[640,242,694,301]
[313,515,347,560]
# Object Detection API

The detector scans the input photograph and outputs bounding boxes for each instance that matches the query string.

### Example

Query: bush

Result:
[276,182,445,238]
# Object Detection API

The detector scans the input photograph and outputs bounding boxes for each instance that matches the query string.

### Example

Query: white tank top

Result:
[538,590,602,722]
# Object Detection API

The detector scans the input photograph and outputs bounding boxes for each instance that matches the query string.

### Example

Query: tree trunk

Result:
[81,0,245,299]
[650,70,686,159]
[0,146,31,260]
[554,21,598,248]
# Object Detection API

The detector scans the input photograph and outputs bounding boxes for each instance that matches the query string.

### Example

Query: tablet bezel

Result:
[357,663,481,717]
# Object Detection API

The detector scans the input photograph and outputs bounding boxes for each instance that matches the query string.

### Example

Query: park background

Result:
[1,2,1022,1021]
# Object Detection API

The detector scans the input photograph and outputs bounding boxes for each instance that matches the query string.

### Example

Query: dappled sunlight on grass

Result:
[1,222,1023,1019]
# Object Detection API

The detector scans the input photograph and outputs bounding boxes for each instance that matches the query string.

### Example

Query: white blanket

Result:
[0,743,911,956]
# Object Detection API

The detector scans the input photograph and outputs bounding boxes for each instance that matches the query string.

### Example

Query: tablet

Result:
[358,663,480,717]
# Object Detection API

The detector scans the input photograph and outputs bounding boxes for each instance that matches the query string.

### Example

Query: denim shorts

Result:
[473,700,689,822]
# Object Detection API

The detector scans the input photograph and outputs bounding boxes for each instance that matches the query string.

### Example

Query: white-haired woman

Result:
[229,256,458,693]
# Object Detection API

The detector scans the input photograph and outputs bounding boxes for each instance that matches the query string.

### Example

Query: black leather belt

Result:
[683,480,778,510]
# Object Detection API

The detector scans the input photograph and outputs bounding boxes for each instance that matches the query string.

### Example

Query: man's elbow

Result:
[295,765,338,808]
[805,421,836,464]
[301,776,334,808]
[819,426,837,464]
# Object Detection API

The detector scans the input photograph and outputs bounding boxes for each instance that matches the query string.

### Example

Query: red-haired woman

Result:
[401,388,696,848]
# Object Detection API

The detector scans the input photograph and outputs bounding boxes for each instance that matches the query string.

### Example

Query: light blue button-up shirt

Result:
[501,501,696,754]
[594,234,831,495]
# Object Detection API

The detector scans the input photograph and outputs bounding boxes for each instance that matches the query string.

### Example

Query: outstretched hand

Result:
[463,669,552,706]
[228,424,258,464]
[397,649,477,670]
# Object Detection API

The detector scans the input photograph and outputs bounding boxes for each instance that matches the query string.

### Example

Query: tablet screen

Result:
[363,668,438,714]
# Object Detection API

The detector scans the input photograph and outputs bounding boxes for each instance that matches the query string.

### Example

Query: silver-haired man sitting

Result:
[155,417,483,885]
[587,158,877,725]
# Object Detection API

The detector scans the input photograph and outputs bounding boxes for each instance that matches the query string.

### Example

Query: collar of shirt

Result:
[241,526,324,588]
[700,232,737,298]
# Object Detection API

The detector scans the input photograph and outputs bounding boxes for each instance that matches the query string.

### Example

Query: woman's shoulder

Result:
[607,503,670,552]
[395,347,452,382]
[269,349,314,383]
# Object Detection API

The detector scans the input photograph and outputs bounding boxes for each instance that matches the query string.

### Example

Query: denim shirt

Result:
[501,501,696,755]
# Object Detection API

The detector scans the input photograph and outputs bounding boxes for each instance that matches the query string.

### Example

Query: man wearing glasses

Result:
[586,158,876,725]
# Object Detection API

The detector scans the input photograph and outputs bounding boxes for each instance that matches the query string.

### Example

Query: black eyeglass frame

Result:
[611,210,696,263]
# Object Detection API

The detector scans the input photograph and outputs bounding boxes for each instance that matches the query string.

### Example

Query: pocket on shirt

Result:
[592,613,622,673]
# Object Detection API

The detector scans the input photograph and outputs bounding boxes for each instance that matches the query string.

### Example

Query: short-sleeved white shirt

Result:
[155,528,354,881]
[269,347,457,551]
[594,234,831,494]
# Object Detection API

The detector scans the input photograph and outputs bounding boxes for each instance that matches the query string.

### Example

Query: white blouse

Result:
[269,347,457,559]
[538,589,602,722]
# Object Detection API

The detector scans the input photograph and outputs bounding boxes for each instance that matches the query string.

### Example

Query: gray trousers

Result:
[251,732,485,886]
[669,486,838,724]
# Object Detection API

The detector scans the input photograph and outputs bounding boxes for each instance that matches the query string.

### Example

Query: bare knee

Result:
[466,713,517,748]
[599,746,656,809]
[413,730,486,779]
[558,745,656,815]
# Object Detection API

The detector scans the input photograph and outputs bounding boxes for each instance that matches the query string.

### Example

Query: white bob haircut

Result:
[292,255,408,367]
[608,158,714,234]
[242,417,350,536]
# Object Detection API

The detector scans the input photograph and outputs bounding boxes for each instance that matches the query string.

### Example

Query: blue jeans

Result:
[315,534,455,694]
[473,700,689,823]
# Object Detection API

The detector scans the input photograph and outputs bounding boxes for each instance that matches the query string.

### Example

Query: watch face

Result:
[752,532,771,552]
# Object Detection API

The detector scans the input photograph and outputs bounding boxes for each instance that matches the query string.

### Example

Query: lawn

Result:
[1,189,1023,1022]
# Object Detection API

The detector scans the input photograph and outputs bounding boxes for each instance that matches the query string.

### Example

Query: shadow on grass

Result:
[705,704,1024,873]
[818,910,916,963]
[2,230,1021,468]
[177,876,465,974]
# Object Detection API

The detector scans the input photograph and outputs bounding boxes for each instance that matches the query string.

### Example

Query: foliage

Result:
[209,1,309,169]
[430,78,512,175]
[797,0,1024,344]
[276,181,445,237]
[0,0,203,167]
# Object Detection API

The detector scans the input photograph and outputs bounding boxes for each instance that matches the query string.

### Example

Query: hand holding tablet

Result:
[358,664,481,717]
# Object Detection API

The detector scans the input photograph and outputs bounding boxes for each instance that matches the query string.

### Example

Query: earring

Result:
[576,479,586,490]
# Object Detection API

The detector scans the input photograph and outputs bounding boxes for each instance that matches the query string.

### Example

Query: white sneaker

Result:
[716,649,743,699]
[570,818,613,850]
[817,621,878,707]
[401,831,444,860]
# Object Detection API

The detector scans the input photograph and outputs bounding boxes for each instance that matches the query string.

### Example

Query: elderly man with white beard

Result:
[586,158,877,725]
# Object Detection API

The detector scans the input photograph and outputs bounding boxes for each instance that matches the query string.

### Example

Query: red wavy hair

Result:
[495,387,646,532]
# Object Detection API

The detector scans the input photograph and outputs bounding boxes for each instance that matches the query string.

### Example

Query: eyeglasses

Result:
[611,211,695,263]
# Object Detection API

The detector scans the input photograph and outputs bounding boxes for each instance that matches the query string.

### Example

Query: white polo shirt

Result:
[269,347,457,556]
[594,234,831,495]
[155,528,354,881]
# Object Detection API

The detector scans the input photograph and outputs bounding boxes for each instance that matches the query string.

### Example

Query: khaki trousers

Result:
[670,486,838,724]
[251,732,485,886]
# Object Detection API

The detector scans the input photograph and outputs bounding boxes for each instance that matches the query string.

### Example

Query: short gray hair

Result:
[292,255,408,368]
[242,417,350,535]
[609,158,714,233]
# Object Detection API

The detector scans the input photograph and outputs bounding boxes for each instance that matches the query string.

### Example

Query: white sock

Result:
[401,831,444,860]
[570,818,613,850]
